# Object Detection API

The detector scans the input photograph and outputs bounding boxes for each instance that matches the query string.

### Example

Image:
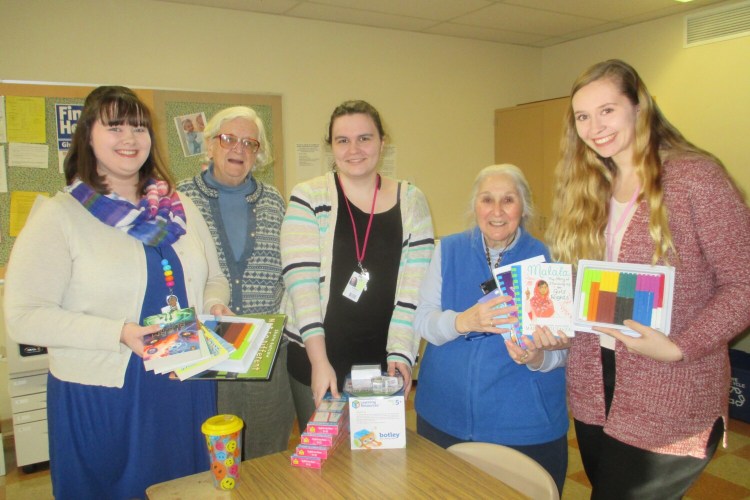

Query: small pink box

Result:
[317,400,347,412]
[295,444,330,459]
[290,454,323,469]
[300,432,336,447]
[305,410,347,435]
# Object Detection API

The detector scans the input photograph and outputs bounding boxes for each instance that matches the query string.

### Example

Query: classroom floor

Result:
[2,388,750,499]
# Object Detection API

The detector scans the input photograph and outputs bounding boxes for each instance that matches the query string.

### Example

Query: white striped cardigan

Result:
[280,172,434,367]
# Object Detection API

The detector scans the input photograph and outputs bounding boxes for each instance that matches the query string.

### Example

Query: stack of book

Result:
[290,395,349,469]
[142,307,285,381]
[482,256,575,346]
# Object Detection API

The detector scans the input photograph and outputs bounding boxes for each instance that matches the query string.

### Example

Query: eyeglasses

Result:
[213,133,260,153]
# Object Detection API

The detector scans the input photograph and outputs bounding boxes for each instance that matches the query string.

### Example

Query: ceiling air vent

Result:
[685,0,750,47]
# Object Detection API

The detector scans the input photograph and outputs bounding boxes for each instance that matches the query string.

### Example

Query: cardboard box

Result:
[349,391,406,450]
[730,349,750,423]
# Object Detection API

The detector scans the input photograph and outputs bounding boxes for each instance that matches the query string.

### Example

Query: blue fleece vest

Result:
[415,227,568,445]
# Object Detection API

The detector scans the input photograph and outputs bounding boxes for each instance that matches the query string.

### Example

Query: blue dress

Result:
[47,244,217,500]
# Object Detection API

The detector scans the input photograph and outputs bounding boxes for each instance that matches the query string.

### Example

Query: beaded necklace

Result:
[155,246,179,311]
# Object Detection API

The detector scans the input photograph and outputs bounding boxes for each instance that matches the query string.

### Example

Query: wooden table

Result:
[146,429,526,499]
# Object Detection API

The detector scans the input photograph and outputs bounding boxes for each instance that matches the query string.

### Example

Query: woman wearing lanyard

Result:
[413,165,569,496]
[281,100,434,427]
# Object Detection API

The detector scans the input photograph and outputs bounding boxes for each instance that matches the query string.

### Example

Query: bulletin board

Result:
[0,82,284,266]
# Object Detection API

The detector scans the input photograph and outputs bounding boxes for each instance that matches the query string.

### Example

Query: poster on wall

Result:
[174,112,207,157]
[0,96,7,143]
[56,103,83,173]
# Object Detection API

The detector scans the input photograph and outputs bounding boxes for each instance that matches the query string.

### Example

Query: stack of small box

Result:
[290,395,349,469]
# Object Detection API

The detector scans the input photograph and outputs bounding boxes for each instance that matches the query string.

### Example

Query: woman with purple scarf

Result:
[4,86,230,499]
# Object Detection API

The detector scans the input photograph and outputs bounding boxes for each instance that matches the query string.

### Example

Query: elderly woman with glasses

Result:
[413,164,569,497]
[177,106,294,459]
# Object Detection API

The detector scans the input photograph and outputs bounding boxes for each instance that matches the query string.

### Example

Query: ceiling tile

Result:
[157,0,301,15]
[425,22,548,45]
[287,3,438,31]
[152,0,736,48]
[504,0,727,22]
[503,0,676,22]
[452,3,606,36]
[310,0,493,22]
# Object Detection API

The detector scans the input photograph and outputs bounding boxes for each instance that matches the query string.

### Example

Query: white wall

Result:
[541,0,750,197]
[1,0,542,237]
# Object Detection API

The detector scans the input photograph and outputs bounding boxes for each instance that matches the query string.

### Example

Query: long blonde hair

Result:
[547,59,720,267]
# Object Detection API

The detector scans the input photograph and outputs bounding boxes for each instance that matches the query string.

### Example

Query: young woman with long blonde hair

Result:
[546,59,750,499]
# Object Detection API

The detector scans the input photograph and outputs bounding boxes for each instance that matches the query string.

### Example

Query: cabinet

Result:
[8,371,49,468]
[2,284,50,470]
[495,97,569,241]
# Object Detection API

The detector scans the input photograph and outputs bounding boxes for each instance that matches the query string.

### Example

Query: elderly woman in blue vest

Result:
[414,164,569,496]
[177,106,294,459]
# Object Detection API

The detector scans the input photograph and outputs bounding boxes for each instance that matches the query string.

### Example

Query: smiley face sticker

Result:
[220,476,236,490]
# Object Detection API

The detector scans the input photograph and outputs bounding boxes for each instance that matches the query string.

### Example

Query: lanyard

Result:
[606,183,640,262]
[338,173,381,273]
[483,230,517,275]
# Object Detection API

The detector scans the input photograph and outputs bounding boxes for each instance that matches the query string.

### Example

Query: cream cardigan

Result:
[4,192,229,388]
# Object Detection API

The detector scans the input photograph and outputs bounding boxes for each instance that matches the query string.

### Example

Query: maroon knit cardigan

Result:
[567,155,750,458]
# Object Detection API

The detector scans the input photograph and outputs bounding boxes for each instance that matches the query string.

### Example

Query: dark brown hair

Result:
[325,100,386,145]
[64,86,173,194]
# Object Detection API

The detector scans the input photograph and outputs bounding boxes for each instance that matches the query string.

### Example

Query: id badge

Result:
[161,294,181,313]
[343,271,369,302]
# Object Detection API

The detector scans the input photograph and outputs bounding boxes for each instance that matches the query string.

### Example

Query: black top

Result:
[287,175,403,389]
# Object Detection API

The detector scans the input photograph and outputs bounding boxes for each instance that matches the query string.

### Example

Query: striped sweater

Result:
[281,172,434,366]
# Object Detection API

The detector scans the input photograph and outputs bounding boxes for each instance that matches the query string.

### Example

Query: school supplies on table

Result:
[573,260,675,337]
[292,394,349,468]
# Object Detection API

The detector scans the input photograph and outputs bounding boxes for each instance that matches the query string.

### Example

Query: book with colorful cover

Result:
[478,269,523,346]
[142,306,208,373]
[481,255,545,346]
[516,261,575,338]
[171,324,236,381]
[182,314,286,381]
[197,315,270,374]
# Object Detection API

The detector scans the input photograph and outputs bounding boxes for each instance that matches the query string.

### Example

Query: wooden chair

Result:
[447,441,559,500]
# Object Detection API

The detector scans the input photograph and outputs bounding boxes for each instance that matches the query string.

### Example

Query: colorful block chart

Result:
[573,260,675,337]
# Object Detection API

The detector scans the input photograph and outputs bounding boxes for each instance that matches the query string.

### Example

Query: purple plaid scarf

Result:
[66,178,187,246]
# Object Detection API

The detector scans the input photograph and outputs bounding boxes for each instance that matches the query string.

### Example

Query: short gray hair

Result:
[466,164,535,228]
[203,106,272,169]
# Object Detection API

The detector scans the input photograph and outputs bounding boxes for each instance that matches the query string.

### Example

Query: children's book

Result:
[181,314,286,381]
[142,306,208,373]
[480,255,547,346]
[171,324,236,381]
[573,260,675,337]
[516,261,574,338]
[197,315,270,374]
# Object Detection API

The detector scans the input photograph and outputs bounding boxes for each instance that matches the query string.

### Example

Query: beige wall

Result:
[1,1,749,425]
[541,1,750,197]
[1,0,542,238]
